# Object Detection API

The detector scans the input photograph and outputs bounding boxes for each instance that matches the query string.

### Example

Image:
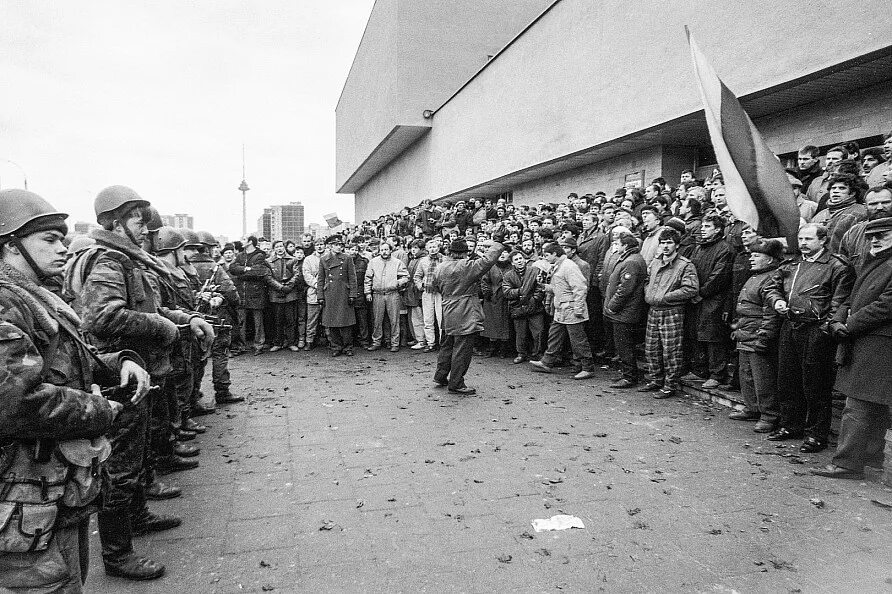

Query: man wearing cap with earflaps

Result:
[812,217,892,480]
[0,189,152,591]
[66,185,215,581]
[431,228,506,394]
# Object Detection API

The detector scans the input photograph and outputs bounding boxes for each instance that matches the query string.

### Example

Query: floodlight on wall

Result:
[422,110,434,119]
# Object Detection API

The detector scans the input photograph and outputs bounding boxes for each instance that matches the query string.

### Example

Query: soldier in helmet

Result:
[189,231,243,406]
[65,186,214,581]
[0,189,151,592]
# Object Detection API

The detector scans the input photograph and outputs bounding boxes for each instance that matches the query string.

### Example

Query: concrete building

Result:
[73,221,99,235]
[257,208,272,240]
[337,0,892,222]
[269,202,305,241]
[161,213,194,229]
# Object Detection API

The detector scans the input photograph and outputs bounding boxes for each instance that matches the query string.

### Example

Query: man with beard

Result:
[364,241,407,353]
[839,185,892,271]
[813,218,892,479]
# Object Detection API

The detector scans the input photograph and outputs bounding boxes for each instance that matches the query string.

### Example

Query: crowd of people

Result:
[0,134,890,591]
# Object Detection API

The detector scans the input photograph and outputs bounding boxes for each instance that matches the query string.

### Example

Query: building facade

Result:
[337,0,892,222]
[161,213,194,229]
[257,208,272,240]
[269,202,305,241]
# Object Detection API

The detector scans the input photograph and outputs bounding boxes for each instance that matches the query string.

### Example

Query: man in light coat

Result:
[365,242,409,352]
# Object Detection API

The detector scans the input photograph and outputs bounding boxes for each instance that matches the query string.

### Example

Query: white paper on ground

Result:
[531,514,585,532]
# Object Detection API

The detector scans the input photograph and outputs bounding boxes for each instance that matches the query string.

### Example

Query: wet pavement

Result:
[89,347,892,593]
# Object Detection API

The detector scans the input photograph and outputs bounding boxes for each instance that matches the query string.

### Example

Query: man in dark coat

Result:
[319,234,358,356]
[603,235,647,388]
[813,218,892,479]
[229,236,270,355]
[502,250,545,363]
[347,240,371,346]
[685,213,733,388]
[432,231,506,394]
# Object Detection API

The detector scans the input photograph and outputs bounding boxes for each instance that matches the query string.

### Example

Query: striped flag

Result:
[686,27,800,245]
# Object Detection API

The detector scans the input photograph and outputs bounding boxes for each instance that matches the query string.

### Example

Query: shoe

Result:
[810,464,864,480]
[753,420,776,433]
[512,355,527,364]
[389,346,400,353]
[331,349,342,357]
[799,437,826,453]
[216,393,245,405]
[252,347,263,356]
[728,410,759,421]
[345,348,354,356]
[297,340,306,348]
[423,347,434,353]
[411,343,426,350]
[448,387,476,395]
[175,428,196,441]
[156,455,199,475]
[269,346,282,353]
[288,345,300,352]
[433,380,448,388]
[132,511,182,536]
[366,344,381,351]
[145,481,181,501]
[99,510,165,581]
[681,372,703,382]
[191,403,216,417]
[574,370,595,380]
[701,379,720,389]
[182,418,207,433]
[654,387,674,399]
[637,382,662,392]
[529,360,553,373]
[407,340,418,347]
[173,442,199,458]
[303,344,312,351]
[766,427,802,442]
[609,378,637,389]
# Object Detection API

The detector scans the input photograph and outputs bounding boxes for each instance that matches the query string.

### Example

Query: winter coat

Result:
[502,265,544,319]
[812,199,868,254]
[764,250,854,326]
[229,249,271,310]
[644,253,699,309]
[303,253,321,304]
[689,237,734,342]
[352,255,369,309]
[320,252,358,328]
[267,255,300,304]
[191,254,239,309]
[402,254,424,308]
[548,256,588,325]
[603,248,647,324]
[432,242,503,336]
[732,267,781,352]
[639,225,662,266]
[833,246,892,405]
[577,228,609,281]
[414,253,443,293]
[364,256,409,296]
[481,262,511,339]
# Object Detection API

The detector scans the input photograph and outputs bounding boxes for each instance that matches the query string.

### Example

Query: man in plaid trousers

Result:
[639,228,700,398]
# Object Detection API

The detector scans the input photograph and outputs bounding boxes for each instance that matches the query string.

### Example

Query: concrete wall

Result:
[350,0,891,218]
[336,0,550,190]
[355,135,432,222]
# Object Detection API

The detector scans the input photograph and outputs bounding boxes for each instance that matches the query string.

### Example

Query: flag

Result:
[323,213,342,228]
[686,27,800,245]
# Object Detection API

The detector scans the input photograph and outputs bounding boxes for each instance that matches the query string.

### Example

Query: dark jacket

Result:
[481,261,511,340]
[502,265,544,319]
[229,249,271,310]
[732,267,781,352]
[267,255,300,304]
[319,252,358,328]
[764,250,854,326]
[577,228,609,282]
[603,248,647,325]
[689,236,734,342]
[644,253,700,309]
[833,246,892,405]
[352,254,369,309]
[433,242,503,335]
[402,253,425,308]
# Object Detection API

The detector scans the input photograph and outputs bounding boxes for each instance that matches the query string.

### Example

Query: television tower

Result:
[238,144,250,237]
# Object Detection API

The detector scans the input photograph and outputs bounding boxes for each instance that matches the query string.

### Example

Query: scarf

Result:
[827,194,857,212]
[425,253,442,293]
[0,260,81,337]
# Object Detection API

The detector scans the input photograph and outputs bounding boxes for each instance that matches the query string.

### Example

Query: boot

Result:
[146,480,182,500]
[215,391,245,405]
[156,454,199,475]
[99,509,165,581]
[182,418,207,433]
[131,489,182,536]
[173,442,200,458]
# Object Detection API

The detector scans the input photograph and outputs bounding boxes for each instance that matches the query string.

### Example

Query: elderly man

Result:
[530,243,594,380]
[432,231,506,394]
[813,218,892,479]
[365,241,409,352]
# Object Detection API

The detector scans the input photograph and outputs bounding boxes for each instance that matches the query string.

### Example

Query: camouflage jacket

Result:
[68,230,194,378]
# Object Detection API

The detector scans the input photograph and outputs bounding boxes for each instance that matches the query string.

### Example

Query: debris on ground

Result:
[531,514,585,532]
[809,498,825,509]
[496,554,512,563]
[871,499,892,510]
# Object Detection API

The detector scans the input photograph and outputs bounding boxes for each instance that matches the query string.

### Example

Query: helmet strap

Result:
[10,237,50,283]
[114,218,142,247]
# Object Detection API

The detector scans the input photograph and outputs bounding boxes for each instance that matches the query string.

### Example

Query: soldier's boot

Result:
[215,390,245,405]
[156,454,199,475]
[131,488,182,536]
[99,509,165,581]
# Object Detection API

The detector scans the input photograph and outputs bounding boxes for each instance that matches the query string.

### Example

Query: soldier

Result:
[431,229,506,394]
[319,234,359,356]
[0,190,150,592]
[192,230,243,405]
[67,186,214,581]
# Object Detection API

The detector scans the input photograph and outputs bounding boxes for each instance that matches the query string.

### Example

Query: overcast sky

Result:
[0,1,373,240]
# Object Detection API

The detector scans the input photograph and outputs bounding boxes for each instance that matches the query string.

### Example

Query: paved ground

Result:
[88,347,892,593]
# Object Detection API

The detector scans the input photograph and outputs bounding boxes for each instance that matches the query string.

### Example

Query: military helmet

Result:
[67,235,96,256]
[179,228,203,248]
[196,230,217,247]
[0,189,68,240]
[145,206,164,232]
[155,226,186,253]
[94,185,150,221]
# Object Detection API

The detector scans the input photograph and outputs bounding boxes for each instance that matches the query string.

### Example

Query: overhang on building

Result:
[338,0,892,222]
